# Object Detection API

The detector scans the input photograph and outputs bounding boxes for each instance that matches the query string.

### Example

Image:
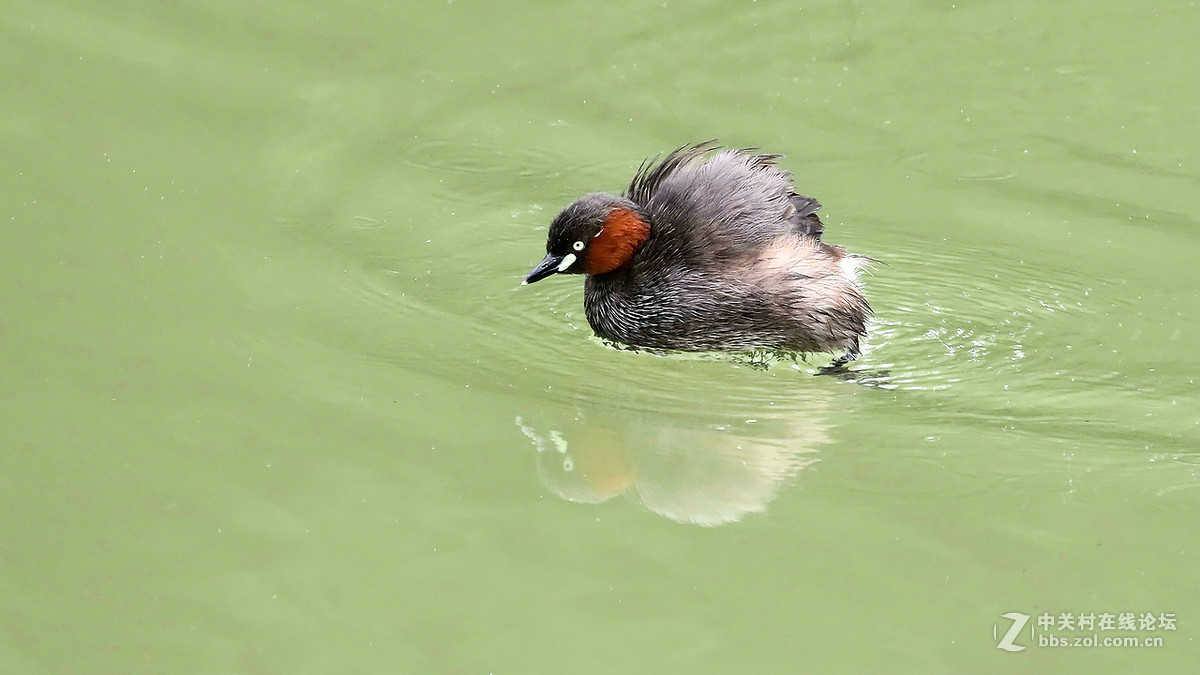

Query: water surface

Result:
[2,0,1198,672]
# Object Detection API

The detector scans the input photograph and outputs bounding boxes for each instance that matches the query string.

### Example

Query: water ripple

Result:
[394,136,638,206]
[858,242,1103,390]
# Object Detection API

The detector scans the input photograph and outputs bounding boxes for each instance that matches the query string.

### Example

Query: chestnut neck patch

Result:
[585,207,650,275]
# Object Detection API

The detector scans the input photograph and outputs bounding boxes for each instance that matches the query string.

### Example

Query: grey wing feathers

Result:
[787,194,824,240]
[626,142,822,262]
[626,141,719,204]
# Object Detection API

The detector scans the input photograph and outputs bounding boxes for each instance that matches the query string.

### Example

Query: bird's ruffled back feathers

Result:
[625,143,824,268]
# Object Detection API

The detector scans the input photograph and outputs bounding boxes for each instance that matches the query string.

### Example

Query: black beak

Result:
[523,253,565,285]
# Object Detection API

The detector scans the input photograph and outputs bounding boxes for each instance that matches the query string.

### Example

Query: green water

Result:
[3,0,1198,671]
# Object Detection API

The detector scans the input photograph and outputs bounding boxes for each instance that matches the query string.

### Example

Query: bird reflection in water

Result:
[516,401,827,526]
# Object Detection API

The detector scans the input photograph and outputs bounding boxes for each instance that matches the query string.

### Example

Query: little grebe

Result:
[523,142,871,366]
